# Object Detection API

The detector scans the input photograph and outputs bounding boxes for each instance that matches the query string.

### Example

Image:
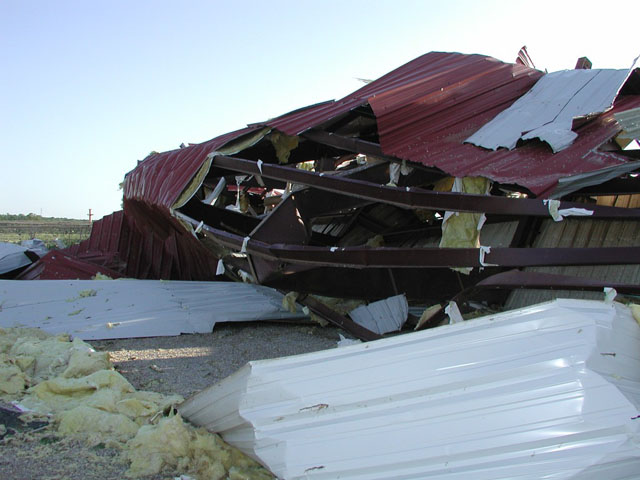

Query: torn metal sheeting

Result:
[0,280,306,340]
[0,242,35,275]
[552,160,640,199]
[466,67,634,152]
[348,294,408,334]
[179,299,640,480]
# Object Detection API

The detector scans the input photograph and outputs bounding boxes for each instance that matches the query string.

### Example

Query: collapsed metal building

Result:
[21,51,640,336]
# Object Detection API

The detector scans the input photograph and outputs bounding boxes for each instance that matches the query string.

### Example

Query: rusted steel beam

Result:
[414,269,640,331]
[294,293,382,341]
[474,269,640,294]
[183,216,640,268]
[302,129,396,161]
[264,245,640,268]
[212,155,640,219]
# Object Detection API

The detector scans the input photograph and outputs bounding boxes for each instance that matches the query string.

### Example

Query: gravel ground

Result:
[93,322,342,397]
[0,321,343,479]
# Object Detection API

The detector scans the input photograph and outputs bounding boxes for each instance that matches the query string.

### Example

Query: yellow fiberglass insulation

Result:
[439,176,491,274]
[0,327,275,480]
[126,413,273,480]
[632,304,640,326]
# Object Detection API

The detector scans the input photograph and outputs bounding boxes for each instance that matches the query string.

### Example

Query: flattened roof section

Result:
[264,52,542,138]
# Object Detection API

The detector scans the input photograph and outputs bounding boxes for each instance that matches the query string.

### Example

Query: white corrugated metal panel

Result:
[0,242,32,275]
[349,294,408,334]
[466,67,633,152]
[179,299,640,480]
[0,280,305,340]
[615,107,640,147]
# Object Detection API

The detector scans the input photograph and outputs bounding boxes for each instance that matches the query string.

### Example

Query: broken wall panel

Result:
[25,210,220,282]
[123,127,262,212]
[506,218,640,309]
[348,294,408,334]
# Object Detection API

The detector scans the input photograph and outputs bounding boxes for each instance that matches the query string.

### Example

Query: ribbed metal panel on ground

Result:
[180,299,640,480]
[0,280,305,340]
[0,242,33,275]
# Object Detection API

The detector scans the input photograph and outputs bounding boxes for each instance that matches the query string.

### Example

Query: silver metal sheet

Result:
[180,299,640,480]
[466,67,634,153]
[348,294,408,334]
[0,279,305,339]
[0,242,32,275]
[615,107,640,146]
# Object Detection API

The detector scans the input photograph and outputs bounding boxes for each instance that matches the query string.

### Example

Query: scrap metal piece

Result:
[0,242,36,276]
[348,294,408,334]
[294,294,381,342]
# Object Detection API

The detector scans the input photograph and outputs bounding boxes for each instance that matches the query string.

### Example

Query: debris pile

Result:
[10,50,637,340]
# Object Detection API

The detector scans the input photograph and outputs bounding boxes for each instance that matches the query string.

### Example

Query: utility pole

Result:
[88,208,93,223]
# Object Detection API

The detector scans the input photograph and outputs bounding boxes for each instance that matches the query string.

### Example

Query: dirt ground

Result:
[0,321,342,479]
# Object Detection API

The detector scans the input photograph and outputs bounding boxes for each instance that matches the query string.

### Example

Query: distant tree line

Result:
[0,213,81,222]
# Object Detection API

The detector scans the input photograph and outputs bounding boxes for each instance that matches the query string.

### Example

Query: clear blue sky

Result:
[1,0,638,220]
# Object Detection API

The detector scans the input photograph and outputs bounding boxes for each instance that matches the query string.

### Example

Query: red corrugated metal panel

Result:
[16,251,123,280]
[73,210,124,255]
[263,52,541,138]
[24,210,219,281]
[123,127,259,211]
[118,210,219,281]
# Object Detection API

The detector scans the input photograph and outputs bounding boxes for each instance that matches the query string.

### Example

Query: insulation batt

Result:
[0,326,274,479]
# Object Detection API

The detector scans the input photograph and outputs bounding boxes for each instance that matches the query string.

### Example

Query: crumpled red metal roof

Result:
[123,127,261,211]
[262,52,639,197]
[380,95,640,197]
[122,51,639,205]
[16,251,123,280]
